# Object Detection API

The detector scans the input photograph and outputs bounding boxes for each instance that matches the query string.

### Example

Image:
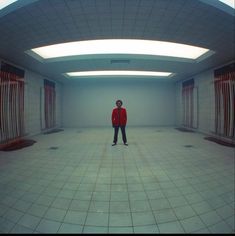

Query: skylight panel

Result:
[30,39,210,61]
[0,0,18,10]
[65,70,173,78]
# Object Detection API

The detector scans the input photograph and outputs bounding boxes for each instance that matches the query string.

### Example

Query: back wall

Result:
[62,79,176,128]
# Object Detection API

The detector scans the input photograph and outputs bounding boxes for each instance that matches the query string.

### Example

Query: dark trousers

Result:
[113,126,127,144]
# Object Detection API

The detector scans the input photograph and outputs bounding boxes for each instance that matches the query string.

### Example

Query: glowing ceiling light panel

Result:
[218,0,235,8]
[30,39,210,61]
[66,70,173,78]
[0,0,18,10]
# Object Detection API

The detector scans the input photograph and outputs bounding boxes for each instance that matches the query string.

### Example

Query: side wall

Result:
[176,61,233,135]
[0,59,62,137]
[24,70,62,136]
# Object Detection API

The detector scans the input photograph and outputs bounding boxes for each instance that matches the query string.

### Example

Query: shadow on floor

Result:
[204,136,235,147]
[0,139,36,151]
[175,127,195,132]
[43,128,64,134]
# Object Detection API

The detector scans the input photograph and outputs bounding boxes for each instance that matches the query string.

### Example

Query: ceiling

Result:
[0,0,234,84]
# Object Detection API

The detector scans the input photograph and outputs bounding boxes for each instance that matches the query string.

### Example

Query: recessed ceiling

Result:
[0,0,234,83]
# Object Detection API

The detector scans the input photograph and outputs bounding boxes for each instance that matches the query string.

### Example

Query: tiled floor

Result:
[0,127,234,233]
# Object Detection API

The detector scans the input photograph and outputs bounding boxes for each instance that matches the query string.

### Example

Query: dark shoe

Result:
[124,143,128,146]
[112,143,117,146]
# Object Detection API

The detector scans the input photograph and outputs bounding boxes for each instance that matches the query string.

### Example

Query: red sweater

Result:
[112,107,127,126]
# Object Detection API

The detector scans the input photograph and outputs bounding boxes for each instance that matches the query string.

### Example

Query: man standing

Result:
[111,100,128,146]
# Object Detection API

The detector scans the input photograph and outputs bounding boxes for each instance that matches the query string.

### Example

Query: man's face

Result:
[116,101,122,108]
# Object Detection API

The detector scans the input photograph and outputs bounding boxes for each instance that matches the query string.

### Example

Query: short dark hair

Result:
[116,99,123,105]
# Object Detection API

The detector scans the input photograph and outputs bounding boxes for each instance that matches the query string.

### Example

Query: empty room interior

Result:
[0,0,234,234]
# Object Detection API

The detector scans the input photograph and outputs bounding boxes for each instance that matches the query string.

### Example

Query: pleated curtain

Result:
[0,71,24,143]
[214,63,235,138]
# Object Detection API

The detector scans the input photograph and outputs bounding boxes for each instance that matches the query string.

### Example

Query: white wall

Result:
[196,70,215,134]
[24,70,43,136]
[62,80,176,127]
[175,82,182,126]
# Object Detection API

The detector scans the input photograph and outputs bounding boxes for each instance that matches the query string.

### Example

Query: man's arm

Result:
[123,108,127,124]
[111,109,115,127]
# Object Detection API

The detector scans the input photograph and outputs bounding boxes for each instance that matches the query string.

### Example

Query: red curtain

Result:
[44,80,56,129]
[0,71,24,143]
[214,64,235,138]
